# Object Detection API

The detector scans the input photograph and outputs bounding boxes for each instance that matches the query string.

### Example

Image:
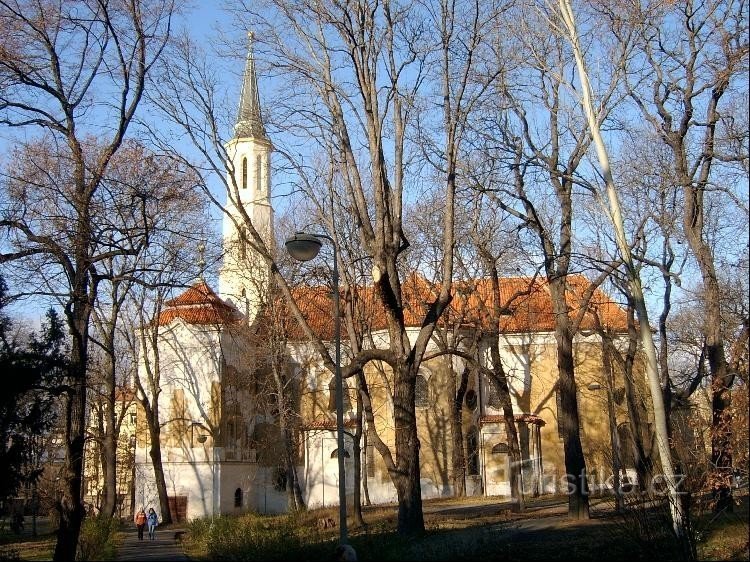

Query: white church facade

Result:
[131,37,644,521]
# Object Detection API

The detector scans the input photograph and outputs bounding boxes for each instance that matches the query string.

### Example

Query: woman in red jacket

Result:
[134,507,147,541]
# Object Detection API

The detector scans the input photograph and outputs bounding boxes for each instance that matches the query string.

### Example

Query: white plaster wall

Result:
[302,430,355,509]
[134,459,215,521]
[140,320,223,417]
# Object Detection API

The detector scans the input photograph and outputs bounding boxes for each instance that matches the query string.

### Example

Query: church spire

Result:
[234,32,267,140]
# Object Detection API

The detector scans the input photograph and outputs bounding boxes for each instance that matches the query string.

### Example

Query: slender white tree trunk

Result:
[556,0,685,536]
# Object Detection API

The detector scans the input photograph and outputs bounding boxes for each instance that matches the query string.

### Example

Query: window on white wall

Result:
[486,377,501,409]
[415,374,429,408]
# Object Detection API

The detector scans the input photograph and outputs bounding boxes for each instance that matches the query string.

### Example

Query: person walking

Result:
[134,507,147,541]
[147,507,159,541]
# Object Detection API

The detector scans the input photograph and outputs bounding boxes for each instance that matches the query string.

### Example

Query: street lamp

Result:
[285,232,349,547]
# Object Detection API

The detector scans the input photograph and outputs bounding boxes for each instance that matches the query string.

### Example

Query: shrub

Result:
[186,512,321,561]
[77,515,119,561]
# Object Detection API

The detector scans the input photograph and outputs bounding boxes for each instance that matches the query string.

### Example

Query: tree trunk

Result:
[283,426,305,512]
[622,300,654,488]
[601,339,623,511]
[147,417,172,524]
[54,304,88,562]
[101,359,118,517]
[684,213,734,512]
[451,367,468,497]
[352,379,365,526]
[548,278,589,520]
[362,430,372,507]
[393,364,424,534]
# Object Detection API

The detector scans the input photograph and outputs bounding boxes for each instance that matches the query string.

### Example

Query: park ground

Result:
[0,493,747,561]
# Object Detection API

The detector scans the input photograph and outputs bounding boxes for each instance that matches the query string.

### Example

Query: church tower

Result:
[219,32,273,325]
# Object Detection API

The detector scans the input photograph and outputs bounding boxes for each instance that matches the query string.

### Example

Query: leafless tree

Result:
[617,0,749,512]
[0,1,175,557]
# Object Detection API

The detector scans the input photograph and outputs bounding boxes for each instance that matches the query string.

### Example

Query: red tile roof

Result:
[282,274,628,341]
[157,281,243,326]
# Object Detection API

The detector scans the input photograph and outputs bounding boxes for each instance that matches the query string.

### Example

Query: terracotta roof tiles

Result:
[280,274,628,342]
[157,281,243,327]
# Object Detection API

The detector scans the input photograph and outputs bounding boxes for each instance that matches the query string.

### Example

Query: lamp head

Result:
[285,232,323,262]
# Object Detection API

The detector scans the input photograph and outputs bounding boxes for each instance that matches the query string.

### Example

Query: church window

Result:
[330,448,351,459]
[415,374,428,408]
[486,377,501,409]
[234,487,243,508]
[327,378,351,412]
[467,427,479,476]
[256,154,262,192]
[241,157,247,189]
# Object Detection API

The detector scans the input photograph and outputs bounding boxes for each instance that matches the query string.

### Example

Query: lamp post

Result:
[285,232,348,546]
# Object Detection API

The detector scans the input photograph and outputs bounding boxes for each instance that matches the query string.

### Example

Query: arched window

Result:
[330,448,351,459]
[241,157,248,189]
[486,378,501,409]
[415,374,428,408]
[234,487,242,508]
[256,154,262,192]
[466,427,479,476]
[491,442,509,454]
[328,378,351,412]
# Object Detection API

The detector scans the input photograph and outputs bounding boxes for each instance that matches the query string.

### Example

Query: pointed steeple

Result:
[234,32,267,140]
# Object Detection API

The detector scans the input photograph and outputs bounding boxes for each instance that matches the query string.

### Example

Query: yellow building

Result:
[290,274,647,507]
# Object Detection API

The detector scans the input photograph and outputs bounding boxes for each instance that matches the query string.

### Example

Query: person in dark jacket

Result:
[147,508,159,540]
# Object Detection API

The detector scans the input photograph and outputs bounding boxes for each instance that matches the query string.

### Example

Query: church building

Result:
[131,37,647,521]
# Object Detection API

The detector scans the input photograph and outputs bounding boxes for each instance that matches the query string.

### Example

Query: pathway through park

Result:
[116,526,189,561]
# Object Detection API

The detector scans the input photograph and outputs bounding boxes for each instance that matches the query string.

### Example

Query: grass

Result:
[181,494,749,562]
[0,515,120,561]
[695,499,750,561]
[2,495,743,561]
[0,534,55,561]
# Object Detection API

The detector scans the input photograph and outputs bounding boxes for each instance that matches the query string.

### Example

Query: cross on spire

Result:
[234,31,267,140]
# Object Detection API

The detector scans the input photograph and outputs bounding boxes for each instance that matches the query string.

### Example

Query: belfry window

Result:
[256,155,262,192]
[241,157,248,189]
[234,487,242,508]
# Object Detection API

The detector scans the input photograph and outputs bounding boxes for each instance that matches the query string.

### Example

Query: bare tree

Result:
[146,0,499,532]
[613,0,748,513]
[0,1,174,557]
